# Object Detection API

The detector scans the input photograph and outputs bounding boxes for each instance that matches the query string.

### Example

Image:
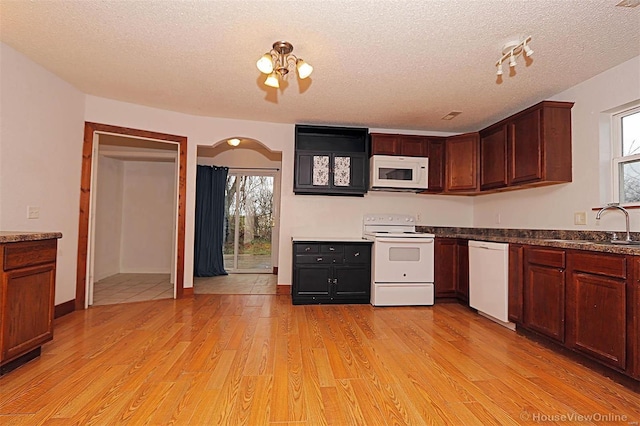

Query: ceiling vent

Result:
[442,111,462,121]
[615,0,640,7]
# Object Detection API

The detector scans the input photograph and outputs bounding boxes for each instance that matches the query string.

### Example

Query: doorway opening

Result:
[76,122,187,310]
[195,138,281,294]
[224,171,275,273]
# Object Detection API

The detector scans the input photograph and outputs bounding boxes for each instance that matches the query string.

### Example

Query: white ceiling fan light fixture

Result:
[256,41,313,88]
[495,35,533,77]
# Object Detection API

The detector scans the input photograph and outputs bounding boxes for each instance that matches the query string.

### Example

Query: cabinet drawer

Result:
[320,244,343,254]
[571,252,626,279]
[3,239,57,271]
[295,244,320,254]
[295,254,341,265]
[344,245,371,264]
[526,247,565,269]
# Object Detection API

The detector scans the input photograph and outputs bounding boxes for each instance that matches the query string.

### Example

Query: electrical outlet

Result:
[27,206,40,219]
[495,213,501,224]
[574,211,587,226]
[416,212,421,222]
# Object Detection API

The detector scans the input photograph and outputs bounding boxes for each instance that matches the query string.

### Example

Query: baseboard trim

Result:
[276,284,290,295]
[273,266,278,275]
[54,299,75,319]
[183,287,194,297]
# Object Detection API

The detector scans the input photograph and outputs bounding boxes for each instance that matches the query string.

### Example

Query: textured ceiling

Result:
[1,0,639,132]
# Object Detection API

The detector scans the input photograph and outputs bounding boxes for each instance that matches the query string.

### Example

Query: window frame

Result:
[611,104,640,205]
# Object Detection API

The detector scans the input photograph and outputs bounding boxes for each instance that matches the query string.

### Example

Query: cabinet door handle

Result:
[354,252,360,257]
[329,247,335,251]
[333,278,338,284]
[305,247,311,252]
[328,278,332,284]
[316,257,323,262]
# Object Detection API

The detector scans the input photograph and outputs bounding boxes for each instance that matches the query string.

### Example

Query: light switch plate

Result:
[27,206,40,219]
[574,211,587,225]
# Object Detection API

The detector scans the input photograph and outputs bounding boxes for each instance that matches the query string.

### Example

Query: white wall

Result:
[473,56,640,232]
[120,161,175,273]
[94,155,124,281]
[0,43,85,305]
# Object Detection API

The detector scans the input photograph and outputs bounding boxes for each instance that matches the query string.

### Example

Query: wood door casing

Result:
[76,122,188,311]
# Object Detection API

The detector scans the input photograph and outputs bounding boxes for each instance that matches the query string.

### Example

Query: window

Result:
[612,105,640,204]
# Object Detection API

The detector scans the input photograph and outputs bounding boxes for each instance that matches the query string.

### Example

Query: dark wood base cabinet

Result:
[510,245,639,381]
[1,239,58,374]
[524,247,566,343]
[434,238,469,302]
[292,241,372,305]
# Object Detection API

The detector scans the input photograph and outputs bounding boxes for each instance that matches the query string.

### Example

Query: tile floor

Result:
[92,272,277,306]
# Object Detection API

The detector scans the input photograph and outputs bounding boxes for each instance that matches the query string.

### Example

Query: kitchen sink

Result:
[545,239,593,244]
[606,240,640,245]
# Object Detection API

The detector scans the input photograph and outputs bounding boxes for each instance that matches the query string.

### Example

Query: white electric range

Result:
[363,214,435,306]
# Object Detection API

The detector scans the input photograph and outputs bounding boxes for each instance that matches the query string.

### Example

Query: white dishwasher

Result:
[468,241,514,330]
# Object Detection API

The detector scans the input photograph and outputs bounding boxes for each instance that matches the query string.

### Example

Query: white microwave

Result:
[370,155,428,191]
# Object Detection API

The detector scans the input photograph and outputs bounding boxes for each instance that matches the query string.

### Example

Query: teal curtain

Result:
[194,165,228,276]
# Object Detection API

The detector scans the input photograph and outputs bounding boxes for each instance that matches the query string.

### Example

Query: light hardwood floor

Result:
[1,296,638,425]
[93,273,277,305]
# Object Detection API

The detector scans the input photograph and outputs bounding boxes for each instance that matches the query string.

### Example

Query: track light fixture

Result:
[495,36,533,76]
[256,41,313,89]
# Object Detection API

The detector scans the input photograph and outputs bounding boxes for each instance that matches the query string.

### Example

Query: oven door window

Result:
[378,167,413,181]
[389,247,420,261]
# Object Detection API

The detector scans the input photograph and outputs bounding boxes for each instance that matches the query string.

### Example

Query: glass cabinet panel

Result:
[333,156,351,186]
[312,155,330,186]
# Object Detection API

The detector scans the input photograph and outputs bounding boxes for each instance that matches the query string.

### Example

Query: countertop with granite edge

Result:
[417,226,640,255]
[0,231,63,244]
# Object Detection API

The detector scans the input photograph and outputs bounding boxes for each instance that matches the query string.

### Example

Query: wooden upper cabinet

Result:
[399,136,427,157]
[445,132,479,193]
[479,125,508,190]
[370,134,398,155]
[370,133,427,157]
[508,101,573,186]
[426,137,445,193]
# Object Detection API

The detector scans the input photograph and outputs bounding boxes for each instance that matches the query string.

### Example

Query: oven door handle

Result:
[374,238,434,243]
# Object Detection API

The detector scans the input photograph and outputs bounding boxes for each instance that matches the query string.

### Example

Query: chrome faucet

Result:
[596,203,632,242]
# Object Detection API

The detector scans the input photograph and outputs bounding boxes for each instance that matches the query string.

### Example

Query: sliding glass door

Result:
[223,172,274,272]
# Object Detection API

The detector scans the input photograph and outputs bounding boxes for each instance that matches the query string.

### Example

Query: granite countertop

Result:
[0,231,63,244]
[292,237,372,243]
[417,226,640,255]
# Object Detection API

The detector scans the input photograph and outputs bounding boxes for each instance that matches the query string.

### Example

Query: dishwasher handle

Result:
[468,240,509,251]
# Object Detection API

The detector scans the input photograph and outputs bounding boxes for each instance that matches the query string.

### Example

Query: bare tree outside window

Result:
[619,110,640,203]
[224,174,274,271]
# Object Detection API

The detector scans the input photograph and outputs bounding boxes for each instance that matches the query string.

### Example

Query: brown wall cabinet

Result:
[507,101,573,186]
[1,239,57,369]
[479,125,508,190]
[444,132,479,193]
[370,133,427,157]
[426,137,446,193]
